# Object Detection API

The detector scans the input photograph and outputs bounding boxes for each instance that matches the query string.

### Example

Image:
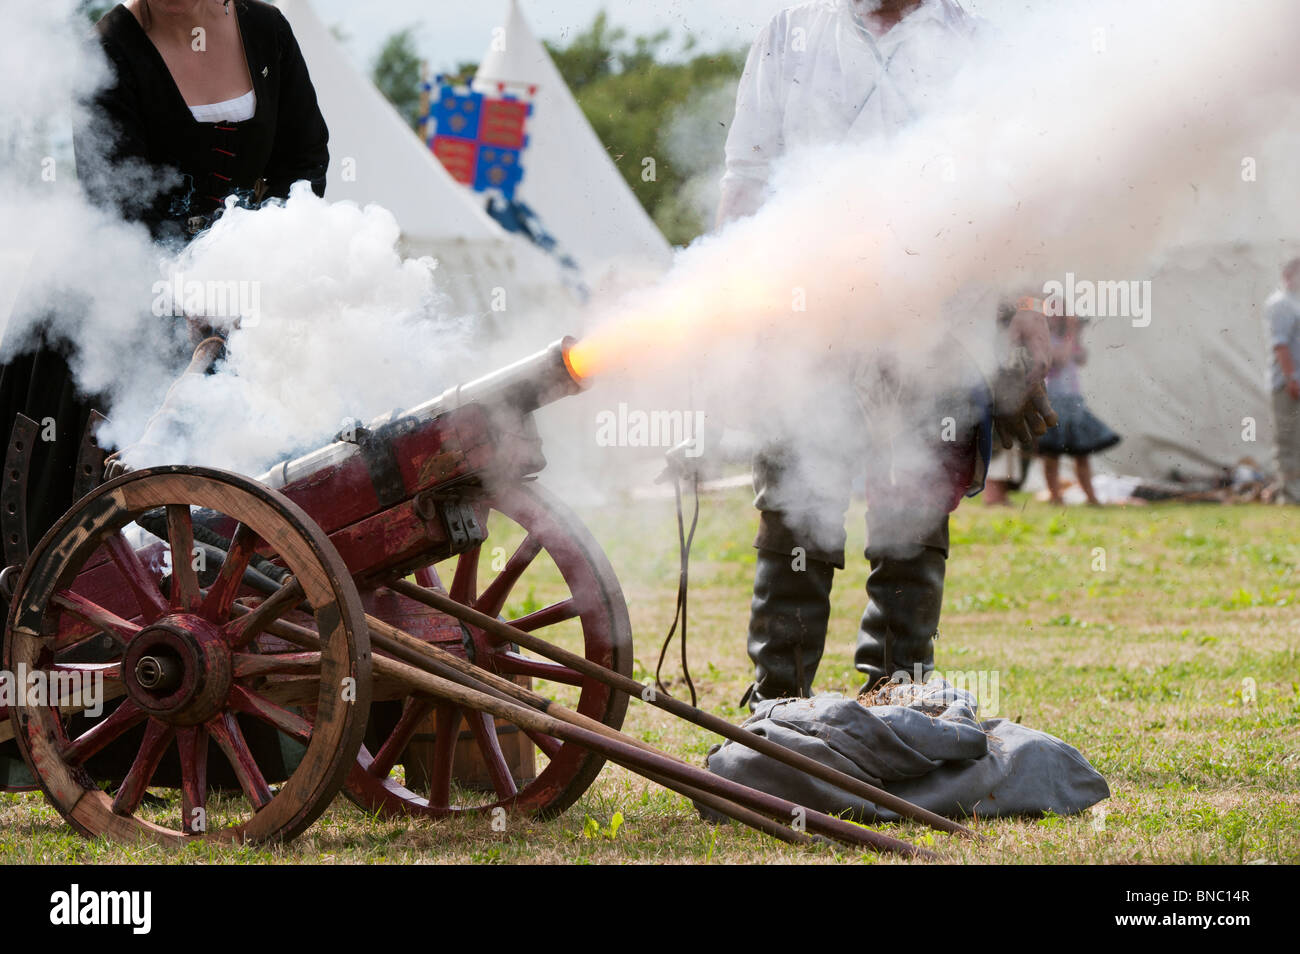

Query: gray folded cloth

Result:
[702,679,1109,823]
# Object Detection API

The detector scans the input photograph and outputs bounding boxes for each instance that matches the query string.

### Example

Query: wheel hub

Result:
[122,615,232,725]
[134,652,183,690]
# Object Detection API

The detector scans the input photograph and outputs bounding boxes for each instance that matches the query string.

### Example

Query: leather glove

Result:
[991,345,1058,450]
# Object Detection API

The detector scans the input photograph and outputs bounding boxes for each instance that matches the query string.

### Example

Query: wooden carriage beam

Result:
[256,610,925,857]
[387,578,975,840]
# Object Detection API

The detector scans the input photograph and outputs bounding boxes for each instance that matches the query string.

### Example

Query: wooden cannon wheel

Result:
[4,467,371,845]
[346,482,633,820]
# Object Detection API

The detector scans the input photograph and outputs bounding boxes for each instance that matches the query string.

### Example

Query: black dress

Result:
[0,2,329,789]
[0,0,328,546]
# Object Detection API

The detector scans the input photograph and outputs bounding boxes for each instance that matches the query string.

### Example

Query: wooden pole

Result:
[369,651,931,857]
[357,615,816,846]
[387,577,974,839]
[256,611,925,857]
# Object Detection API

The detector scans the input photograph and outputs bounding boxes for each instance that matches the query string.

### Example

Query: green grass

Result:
[2,490,1297,863]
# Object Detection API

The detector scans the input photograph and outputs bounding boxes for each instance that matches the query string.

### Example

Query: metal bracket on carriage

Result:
[2,413,38,568]
[337,414,424,510]
[0,564,20,604]
[72,410,110,502]
[412,488,487,551]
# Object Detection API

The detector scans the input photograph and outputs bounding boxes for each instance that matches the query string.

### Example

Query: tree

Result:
[445,61,481,86]
[546,16,747,245]
[80,2,115,23]
[372,27,424,131]
[544,12,626,91]
[366,13,748,245]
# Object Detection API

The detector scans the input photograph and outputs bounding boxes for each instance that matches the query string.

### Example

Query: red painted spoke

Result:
[51,591,140,650]
[428,703,459,810]
[177,726,209,835]
[368,697,435,780]
[63,699,146,765]
[466,709,517,800]
[413,566,440,589]
[207,712,273,810]
[199,522,258,621]
[166,505,201,611]
[449,546,479,604]
[522,727,563,760]
[103,532,168,621]
[475,533,543,620]
[492,651,585,686]
[222,579,302,650]
[231,651,321,679]
[112,719,175,816]
[508,598,578,634]
[46,618,105,655]
[228,686,313,743]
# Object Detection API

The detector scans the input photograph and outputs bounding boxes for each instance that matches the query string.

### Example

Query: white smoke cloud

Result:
[1,3,182,454]
[573,0,1300,550]
[109,187,474,474]
[3,0,1299,553]
[0,1,479,481]
[659,77,740,237]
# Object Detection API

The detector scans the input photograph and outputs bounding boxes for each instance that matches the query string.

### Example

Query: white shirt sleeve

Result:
[717,13,788,223]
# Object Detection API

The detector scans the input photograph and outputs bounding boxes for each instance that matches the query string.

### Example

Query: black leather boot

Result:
[854,545,946,689]
[742,548,835,710]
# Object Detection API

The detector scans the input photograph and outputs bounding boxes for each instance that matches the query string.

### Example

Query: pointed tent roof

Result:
[278,0,504,243]
[473,0,674,275]
[275,0,569,314]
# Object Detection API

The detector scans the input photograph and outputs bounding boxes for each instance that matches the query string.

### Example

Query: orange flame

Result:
[563,337,597,381]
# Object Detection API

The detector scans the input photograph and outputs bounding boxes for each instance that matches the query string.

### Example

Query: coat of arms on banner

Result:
[426,78,534,200]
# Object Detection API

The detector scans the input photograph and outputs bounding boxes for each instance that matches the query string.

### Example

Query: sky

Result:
[309,0,1026,75]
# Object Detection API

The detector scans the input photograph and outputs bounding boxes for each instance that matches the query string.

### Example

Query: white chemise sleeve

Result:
[716,13,789,226]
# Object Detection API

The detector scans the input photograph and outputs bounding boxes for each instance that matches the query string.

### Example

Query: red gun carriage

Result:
[0,338,963,855]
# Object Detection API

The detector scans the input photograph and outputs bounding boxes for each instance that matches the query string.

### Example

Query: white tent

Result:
[276,0,574,319]
[472,0,674,279]
[1083,244,1287,481]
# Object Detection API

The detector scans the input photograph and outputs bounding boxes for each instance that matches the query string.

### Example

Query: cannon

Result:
[0,338,968,854]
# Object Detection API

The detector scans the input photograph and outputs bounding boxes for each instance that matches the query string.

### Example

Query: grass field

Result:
[1,487,1297,864]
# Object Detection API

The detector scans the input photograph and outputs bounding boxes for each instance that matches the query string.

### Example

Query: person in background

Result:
[1035,300,1120,505]
[1265,258,1300,504]
[983,299,1032,506]
[983,439,1023,504]
[718,0,1054,706]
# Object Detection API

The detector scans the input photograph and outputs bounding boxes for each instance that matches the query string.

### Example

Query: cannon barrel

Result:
[426,335,587,418]
[258,336,588,490]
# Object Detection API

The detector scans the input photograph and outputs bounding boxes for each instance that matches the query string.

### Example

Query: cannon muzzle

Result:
[426,336,588,418]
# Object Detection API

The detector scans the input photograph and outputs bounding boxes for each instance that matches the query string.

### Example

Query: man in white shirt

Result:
[1266,258,1300,504]
[720,0,1051,706]
[719,0,983,224]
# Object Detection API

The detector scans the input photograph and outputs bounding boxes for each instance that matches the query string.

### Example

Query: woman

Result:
[1036,311,1121,505]
[984,298,1033,506]
[78,0,329,243]
[0,0,329,545]
[0,0,330,788]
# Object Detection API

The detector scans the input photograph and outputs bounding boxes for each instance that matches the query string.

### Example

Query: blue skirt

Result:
[1037,392,1121,457]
